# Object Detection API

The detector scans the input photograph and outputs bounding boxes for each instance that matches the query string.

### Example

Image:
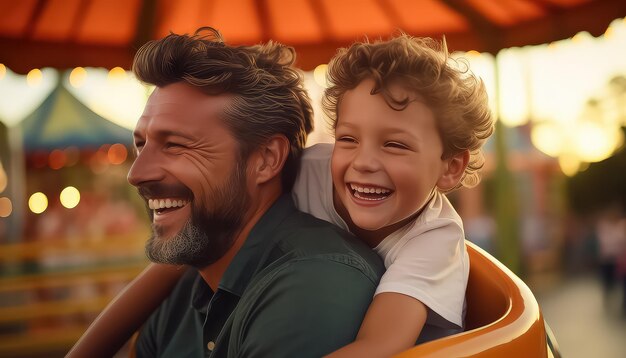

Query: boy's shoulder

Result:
[302,142,334,160]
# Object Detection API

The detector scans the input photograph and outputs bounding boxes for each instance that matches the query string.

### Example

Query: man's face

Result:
[128,82,250,268]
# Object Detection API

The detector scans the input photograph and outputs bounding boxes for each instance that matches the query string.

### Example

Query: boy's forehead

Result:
[381,78,424,102]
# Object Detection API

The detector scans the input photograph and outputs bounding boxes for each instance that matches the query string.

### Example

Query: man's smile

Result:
[148,198,190,214]
[146,197,192,231]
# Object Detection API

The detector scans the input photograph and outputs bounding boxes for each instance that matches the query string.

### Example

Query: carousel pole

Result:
[6,123,25,243]
[442,0,523,274]
[492,55,522,275]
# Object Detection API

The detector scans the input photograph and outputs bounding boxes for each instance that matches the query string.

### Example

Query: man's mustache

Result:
[137,182,193,200]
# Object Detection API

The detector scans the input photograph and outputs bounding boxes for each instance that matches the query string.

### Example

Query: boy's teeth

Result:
[349,183,390,194]
[148,199,189,210]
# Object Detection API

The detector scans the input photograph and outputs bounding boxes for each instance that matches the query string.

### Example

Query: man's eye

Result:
[385,141,409,150]
[165,142,183,149]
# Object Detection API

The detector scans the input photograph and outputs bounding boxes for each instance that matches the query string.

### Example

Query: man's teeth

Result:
[148,199,188,210]
[349,183,391,194]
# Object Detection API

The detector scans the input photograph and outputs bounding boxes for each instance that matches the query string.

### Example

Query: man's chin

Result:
[145,227,188,266]
[150,226,175,244]
[145,219,218,268]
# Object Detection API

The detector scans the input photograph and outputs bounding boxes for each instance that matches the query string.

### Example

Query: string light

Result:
[0,161,7,193]
[28,192,48,214]
[69,67,87,88]
[313,64,328,87]
[107,67,127,82]
[0,197,11,217]
[26,69,43,87]
[60,186,80,209]
[107,143,128,164]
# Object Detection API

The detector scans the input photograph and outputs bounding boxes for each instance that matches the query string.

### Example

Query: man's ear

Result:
[253,134,290,185]
[436,150,469,191]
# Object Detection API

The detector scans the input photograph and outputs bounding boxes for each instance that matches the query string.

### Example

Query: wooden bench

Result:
[0,233,148,357]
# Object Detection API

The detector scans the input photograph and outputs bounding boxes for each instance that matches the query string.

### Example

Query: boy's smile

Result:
[331,78,451,245]
[348,183,392,201]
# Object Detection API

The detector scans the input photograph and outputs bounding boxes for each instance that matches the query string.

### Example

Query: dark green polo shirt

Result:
[135,195,384,358]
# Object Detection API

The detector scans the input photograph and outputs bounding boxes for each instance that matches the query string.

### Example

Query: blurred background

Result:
[1,0,626,357]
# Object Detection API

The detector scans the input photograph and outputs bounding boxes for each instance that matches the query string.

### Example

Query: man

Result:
[128,28,384,357]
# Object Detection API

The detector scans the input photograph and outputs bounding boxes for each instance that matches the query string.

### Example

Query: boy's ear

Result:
[252,134,290,185]
[436,150,470,191]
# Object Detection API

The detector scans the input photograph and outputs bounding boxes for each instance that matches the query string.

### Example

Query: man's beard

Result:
[144,162,250,269]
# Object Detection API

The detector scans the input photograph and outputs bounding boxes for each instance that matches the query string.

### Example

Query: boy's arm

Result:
[67,263,186,358]
[325,292,427,358]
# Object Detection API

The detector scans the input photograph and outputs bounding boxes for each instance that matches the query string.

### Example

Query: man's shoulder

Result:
[278,209,381,256]
[269,209,384,278]
[228,214,382,357]
[228,211,382,357]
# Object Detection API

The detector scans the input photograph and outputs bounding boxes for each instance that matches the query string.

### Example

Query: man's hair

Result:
[132,27,314,192]
[323,34,494,191]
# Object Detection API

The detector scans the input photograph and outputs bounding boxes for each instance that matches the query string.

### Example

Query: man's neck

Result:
[198,188,282,291]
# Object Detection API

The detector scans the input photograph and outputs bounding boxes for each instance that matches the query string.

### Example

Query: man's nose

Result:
[127,146,165,187]
[351,145,381,173]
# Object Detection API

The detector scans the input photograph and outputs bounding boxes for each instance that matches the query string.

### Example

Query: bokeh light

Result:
[32,151,49,169]
[64,146,81,167]
[108,67,127,82]
[28,192,48,214]
[531,122,565,157]
[313,64,328,87]
[91,146,110,173]
[26,69,43,87]
[49,149,67,169]
[0,63,6,80]
[0,197,11,217]
[497,49,529,126]
[0,161,7,193]
[574,122,623,162]
[69,67,87,88]
[60,186,80,209]
[558,155,580,177]
[107,143,128,165]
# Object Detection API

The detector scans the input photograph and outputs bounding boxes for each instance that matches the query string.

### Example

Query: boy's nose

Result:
[351,146,381,173]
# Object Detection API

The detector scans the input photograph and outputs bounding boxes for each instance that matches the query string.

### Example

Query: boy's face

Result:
[331,78,451,240]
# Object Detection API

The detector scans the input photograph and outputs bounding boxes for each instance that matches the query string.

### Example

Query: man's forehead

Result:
[147,83,232,107]
[137,83,234,129]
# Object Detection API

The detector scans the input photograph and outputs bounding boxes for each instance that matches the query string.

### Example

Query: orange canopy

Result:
[1,0,625,72]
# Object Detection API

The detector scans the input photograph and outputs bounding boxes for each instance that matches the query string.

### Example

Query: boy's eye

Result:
[337,136,357,143]
[384,141,409,150]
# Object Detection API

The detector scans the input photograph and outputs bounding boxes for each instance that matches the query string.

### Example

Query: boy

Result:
[69,34,493,357]
[294,35,493,356]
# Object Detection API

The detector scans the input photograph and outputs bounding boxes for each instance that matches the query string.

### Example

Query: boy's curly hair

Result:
[323,35,494,191]
[132,27,314,192]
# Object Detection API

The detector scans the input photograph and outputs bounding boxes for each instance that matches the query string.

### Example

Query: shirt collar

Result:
[217,194,296,296]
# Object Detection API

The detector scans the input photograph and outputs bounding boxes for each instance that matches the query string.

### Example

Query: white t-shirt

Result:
[292,143,468,341]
